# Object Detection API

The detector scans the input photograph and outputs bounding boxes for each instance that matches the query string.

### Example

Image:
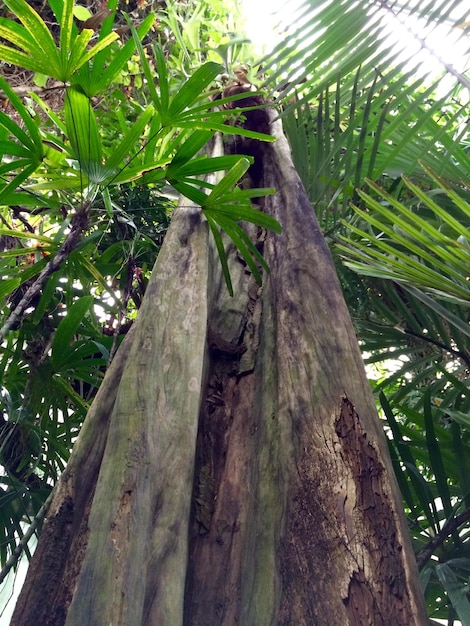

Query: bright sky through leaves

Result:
[241,0,470,98]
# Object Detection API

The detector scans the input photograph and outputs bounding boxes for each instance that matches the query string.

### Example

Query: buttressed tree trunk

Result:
[12,115,428,626]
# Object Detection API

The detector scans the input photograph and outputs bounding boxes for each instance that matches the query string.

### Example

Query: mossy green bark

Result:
[12,206,209,626]
[12,121,427,626]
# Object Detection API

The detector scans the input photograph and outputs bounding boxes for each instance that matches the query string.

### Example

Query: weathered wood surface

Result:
[11,320,134,626]
[12,120,427,626]
[183,117,428,625]
[12,205,210,626]
[261,118,427,624]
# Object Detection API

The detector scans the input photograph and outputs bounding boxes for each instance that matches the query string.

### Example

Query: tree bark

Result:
[184,117,427,625]
[11,204,209,626]
[11,119,428,625]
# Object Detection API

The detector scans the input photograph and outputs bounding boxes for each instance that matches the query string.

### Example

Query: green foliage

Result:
[381,392,470,624]
[336,169,470,621]
[0,0,117,81]
[338,167,470,305]
[265,0,470,621]
[0,76,44,204]
[157,0,246,73]
[71,6,154,97]
[0,0,278,588]
[266,0,470,233]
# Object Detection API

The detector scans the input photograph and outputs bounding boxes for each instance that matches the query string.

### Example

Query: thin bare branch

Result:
[416,508,470,570]
[0,487,54,585]
[0,204,90,342]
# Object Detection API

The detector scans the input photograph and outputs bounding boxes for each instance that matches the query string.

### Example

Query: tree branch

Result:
[416,508,470,570]
[403,326,470,369]
[0,81,65,101]
[0,204,90,342]
[0,487,54,585]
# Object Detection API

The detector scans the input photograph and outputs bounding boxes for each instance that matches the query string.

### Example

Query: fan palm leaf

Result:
[263,0,470,229]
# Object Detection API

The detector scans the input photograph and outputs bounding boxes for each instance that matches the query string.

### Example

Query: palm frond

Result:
[262,0,470,229]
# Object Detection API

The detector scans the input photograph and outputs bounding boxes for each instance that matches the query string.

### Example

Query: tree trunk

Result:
[11,118,428,625]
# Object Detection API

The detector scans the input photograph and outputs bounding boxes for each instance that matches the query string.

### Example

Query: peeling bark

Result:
[12,118,428,626]
[181,118,427,625]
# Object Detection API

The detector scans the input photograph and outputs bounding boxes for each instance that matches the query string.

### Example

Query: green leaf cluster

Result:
[0,0,117,81]
[267,0,470,233]
[0,0,278,585]
[338,171,470,621]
